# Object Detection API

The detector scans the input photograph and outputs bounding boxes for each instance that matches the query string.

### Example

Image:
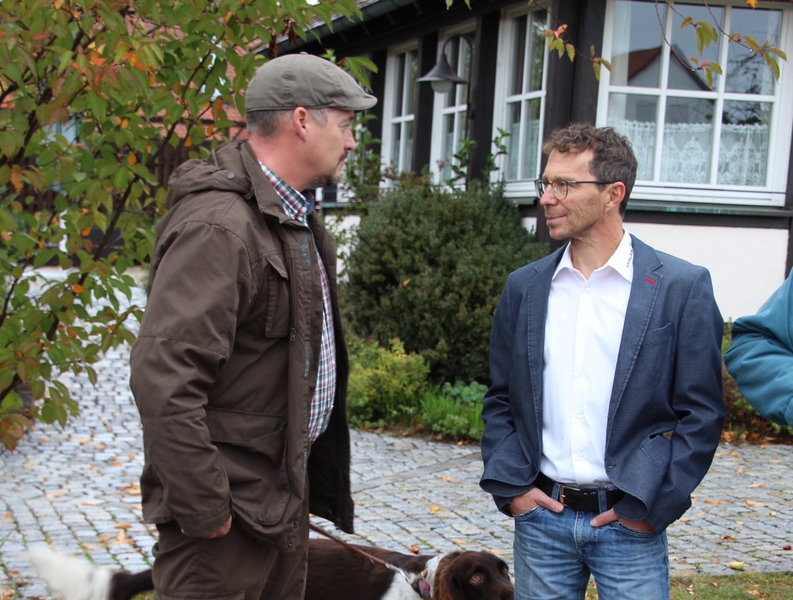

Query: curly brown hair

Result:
[542,123,637,215]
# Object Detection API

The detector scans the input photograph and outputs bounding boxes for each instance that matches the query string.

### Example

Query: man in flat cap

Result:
[129,53,377,600]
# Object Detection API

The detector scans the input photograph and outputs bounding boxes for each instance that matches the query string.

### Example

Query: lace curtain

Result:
[609,119,769,186]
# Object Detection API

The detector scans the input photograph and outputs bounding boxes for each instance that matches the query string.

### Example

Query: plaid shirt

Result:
[260,162,336,444]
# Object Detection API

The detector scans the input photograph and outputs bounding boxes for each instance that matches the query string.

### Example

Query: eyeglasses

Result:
[534,179,614,201]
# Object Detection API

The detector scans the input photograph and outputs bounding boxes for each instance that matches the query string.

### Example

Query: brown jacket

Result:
[129,141,352,552]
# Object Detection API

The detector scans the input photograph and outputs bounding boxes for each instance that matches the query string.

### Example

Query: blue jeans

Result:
[513,506,669,600]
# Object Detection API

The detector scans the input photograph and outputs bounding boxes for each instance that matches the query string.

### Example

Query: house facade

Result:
[285,0,793,321]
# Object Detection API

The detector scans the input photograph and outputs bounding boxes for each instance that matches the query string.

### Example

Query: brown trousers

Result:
[152,504,309,600]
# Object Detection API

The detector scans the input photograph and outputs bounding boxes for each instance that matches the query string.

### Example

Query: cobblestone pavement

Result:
[3,270,793,598]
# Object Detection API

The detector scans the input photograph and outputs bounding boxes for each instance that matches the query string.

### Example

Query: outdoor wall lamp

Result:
[416,34,472,95]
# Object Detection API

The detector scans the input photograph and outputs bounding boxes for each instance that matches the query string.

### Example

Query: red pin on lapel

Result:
[645,277,657,285]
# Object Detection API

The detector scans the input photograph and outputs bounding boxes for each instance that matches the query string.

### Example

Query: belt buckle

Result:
[558,483,579,506]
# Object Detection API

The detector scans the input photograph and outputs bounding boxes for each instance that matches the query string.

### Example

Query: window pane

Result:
[403,120,414,173]
[510,15,527,96]
[506,102,521,181]
[441,113,456,180]
[718,101,771,186]
[528,11,546,92]
[521,98,542,180]
[391,123,403,169]
[669,4,722,91]
[725,9,780,95]
[444,39,461,109]
[394,54,406,117]
[610,0,666,87]
[607,93,657,181]
[456,42,471,107]
[405,50,419,114]
[662,97,715,183]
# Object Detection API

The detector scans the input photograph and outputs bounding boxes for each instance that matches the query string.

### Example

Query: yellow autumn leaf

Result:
[429,506,441,513]
[441,476,459,483]
[745,499,767,507]
[744,0,758,8]
[128,153,137,166]
[727,561,745,570]
[409,545,420,554]
[705,499,727,505]
[747,482,764,488]
[114,523,132,529]
[10,168,23,192]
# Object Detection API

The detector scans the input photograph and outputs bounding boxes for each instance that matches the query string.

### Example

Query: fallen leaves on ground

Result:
[745,499,768,508]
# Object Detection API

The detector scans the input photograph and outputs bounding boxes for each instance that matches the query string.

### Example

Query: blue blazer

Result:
[480,235,725,532]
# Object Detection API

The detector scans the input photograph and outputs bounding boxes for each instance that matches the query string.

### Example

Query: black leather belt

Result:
[534,472,625,513]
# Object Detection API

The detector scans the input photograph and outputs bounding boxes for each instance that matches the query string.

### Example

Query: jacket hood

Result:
[166,142,255,208]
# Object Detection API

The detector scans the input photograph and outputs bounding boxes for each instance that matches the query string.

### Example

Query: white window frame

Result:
[381,42,420,175]
[597,0,793,207]
[428,23,476,185]
[491,6,550,199]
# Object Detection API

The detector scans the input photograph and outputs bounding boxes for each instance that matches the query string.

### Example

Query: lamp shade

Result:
[416,52,467,94]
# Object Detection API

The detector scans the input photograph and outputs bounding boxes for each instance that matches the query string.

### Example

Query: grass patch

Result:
[418,382,486,442]
[583,572,793,599]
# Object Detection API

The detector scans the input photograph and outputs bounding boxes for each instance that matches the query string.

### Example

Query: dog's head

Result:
[429,551,513,600]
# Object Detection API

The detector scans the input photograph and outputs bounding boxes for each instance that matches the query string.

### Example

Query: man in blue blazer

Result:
[480,123,725,600]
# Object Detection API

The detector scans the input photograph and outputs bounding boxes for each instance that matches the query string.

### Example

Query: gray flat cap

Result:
[245,53,377,113]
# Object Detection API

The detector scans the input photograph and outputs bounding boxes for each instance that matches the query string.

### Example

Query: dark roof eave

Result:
[278,0,419,53]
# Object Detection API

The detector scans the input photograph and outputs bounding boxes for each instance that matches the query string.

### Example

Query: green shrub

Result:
[420,381,487,441]
[346,337,430,428]
[342,179,548,384]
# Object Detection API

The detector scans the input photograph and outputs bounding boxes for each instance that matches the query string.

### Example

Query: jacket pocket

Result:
[641,322,672,346]
[263,255,290,339]
[205,407,291,526]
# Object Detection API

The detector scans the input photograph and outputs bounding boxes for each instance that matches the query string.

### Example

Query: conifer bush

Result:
[342,179,548,384]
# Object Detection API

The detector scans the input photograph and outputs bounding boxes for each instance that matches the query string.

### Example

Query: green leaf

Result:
[764,54,781,81]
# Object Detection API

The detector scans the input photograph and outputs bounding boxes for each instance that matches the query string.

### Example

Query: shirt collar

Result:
[258,161,315,224]
[553,231,634,283]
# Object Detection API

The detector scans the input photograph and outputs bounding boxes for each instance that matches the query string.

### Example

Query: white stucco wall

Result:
[624,222,790,321]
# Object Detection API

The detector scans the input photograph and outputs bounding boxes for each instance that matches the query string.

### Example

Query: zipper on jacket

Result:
[288,256,298,342]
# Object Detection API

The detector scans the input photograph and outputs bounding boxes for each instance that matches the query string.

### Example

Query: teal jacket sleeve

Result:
[725,270,793,426]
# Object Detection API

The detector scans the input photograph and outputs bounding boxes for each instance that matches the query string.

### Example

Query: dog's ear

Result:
[431,552,461,600]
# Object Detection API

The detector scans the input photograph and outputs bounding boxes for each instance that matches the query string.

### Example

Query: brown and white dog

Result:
[29,538,514,600]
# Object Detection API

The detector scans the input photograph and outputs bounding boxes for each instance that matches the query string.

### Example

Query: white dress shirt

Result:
[540,232,634,486]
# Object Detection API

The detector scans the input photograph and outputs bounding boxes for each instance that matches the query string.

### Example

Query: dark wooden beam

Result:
[412,31,439,174]
[468,10,500,182]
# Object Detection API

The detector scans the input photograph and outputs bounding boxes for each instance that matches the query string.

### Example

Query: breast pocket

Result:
[642,322,672,346]
[637,322,673,390]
